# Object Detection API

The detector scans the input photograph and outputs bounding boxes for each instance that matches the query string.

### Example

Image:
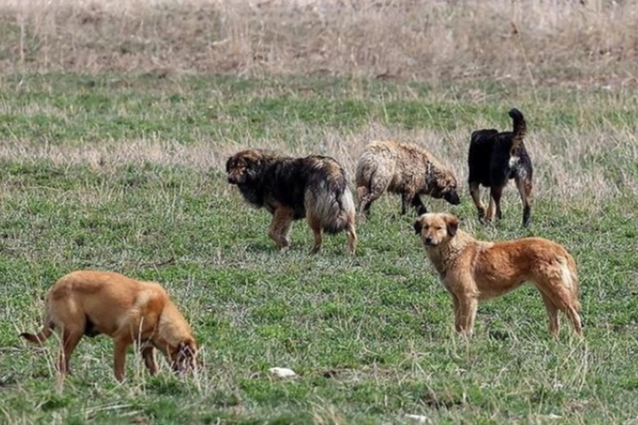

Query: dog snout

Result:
[445,191,461,205]
[424,236,435,246]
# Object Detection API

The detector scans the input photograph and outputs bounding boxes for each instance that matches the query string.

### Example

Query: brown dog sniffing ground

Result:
[20,270,198,382]
[413,213,582,337]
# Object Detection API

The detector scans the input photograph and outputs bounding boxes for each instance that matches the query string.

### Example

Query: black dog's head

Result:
[226,150,264,185]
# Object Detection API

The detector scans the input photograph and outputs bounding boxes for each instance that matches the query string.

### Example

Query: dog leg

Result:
[400,192,414,215]
[487,186,504,222]
[456,296,478,335]
[141,346,158,375]
[540,292,560,337]
[411,195,427,216]
[358,189,382,218]
[59,329,83,376]
[268,208,294,251]
[346,220,357,257]
[451,294,463,333]
[113,338,131,382]
[515,175,533,227]
[307,214,323,254]
[538,279,583,337]
[469,182,485,222]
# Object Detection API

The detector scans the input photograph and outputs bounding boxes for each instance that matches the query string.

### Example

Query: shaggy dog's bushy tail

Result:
[509,108,527,151]
[306,167,356,234]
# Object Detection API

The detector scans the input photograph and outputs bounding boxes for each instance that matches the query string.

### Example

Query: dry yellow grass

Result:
[4,0,638,86]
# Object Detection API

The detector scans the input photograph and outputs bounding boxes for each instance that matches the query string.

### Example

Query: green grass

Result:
[1,74,637,424]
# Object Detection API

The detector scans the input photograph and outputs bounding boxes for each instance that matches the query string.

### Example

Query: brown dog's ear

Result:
[445,214,459,237]
[413,219,422,235]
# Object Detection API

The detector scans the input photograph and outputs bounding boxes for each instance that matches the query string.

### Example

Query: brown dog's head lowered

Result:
[413,213,459,247]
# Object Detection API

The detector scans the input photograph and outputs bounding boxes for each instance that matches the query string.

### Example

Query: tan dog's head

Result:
[427,168,460,205]
[169,339,198,374]
[413,213,459,247]
[226,150,264,185]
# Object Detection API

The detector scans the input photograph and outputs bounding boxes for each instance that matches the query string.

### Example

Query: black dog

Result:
[467,108,533,227]
[226,149,357,255]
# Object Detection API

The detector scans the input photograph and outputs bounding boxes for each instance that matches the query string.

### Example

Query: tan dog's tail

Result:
[20,320,55,344]
[508,108,527,152]
[559,255,581,311]
[306,164,356,234]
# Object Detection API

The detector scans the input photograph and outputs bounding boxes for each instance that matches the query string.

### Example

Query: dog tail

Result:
[559,255,581,312]
[20,319,55,344]
[306,161,356,234]
[508,108,527,152]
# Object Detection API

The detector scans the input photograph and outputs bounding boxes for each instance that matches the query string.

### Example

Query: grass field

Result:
[0,72,637,424]
[0,1,638,423]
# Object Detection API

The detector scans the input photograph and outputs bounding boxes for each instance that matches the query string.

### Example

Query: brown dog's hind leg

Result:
[307,214,323,254]
[515,175,533,227]
[469,182,485,222]
[268,208,294,251]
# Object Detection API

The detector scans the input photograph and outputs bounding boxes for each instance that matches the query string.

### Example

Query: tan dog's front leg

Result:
[113,339,130,382]
[456,296,478,335]
[141,346,158,375]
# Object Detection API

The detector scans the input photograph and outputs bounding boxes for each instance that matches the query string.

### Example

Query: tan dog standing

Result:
[20,270,198,382]
[413,213,582,337]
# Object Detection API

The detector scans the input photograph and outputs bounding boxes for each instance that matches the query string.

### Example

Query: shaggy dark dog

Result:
[468,108,533,227]
[226,149,357,255]
[355,140,460,217]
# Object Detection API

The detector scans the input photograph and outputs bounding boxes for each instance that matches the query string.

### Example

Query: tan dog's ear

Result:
[445,214,459,237]
[413,219,422,235]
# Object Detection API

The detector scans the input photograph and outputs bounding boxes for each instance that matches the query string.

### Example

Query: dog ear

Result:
[413,219,422,235]
[445,215,459,237]
[225,156,235,172]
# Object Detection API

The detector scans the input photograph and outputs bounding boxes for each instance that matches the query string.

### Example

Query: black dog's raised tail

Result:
[508,108,527,150]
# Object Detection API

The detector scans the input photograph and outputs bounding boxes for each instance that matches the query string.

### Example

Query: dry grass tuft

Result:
[4,0,638,86]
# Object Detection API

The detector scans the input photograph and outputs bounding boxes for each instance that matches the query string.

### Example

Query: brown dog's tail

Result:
[306,160,356,234]
[508,108,527,152]
[20,320,55,344]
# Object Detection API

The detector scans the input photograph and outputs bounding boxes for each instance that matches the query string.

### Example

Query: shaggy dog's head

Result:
[428,168,461,205]
[226,150,264,185]
[413,213,459,247]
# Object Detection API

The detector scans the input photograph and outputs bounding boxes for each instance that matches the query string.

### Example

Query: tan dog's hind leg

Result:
[141,346,158,375]
[268,208,294,251]
[59,328,83,376]
[536,277,582,337]
[540,292,560,337]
